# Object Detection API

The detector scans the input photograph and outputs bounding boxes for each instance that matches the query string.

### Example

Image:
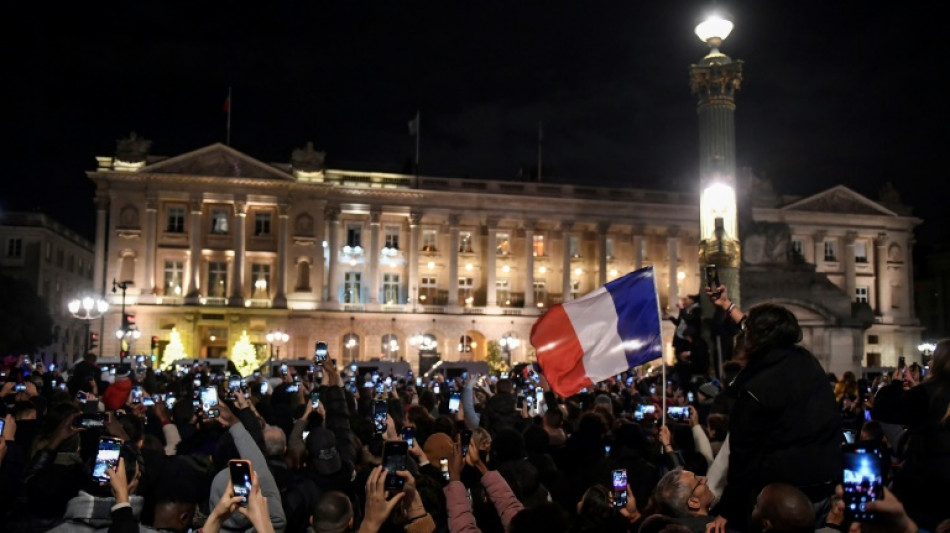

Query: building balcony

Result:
[245,298,272,308]
[200,296,229,307]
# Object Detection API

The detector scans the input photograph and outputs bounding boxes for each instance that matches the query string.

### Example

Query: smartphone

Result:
[687,392,695,403]
[14,383,26,392]
[704,264,721,291]
[440,458,450,481]
[516,394,525,410]
[402,427,415,448]
[433,384,440,395]
[649,385,657,395]
[131,386,144,404]
[229,460,253,506]
[612,469,628,508]
[634,404,656,421]
[142,395,156,407]
[383,441,409,490]
[228,375,242,395]
[260,382,269,394]
[74,412,108,429]
[287,383,300,393]
[535,387,544,409]
[843,429,856,445]
[92,436,123,483]
[460,429,473,457]
[667,406,690,422]
[898,356,906,371]
[448,392,461,413]
[0,419,5,437]
[415,377,422,387]
[311,391,320,409]
[200,387,219,410]
[280,364,288,376]
[842,444,884,522]
[315,341,328,362]
[165,393,177,409]
[374,400,388,433]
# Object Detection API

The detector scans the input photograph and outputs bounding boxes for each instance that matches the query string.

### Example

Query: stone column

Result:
[597,222,609,286]
[561,221,574,302]
[906,237,916,316]
[229,200,247,306]
[447,215,460,307]
[368,210,381,304]
[486,218,499,307]
[327,207,341,304]
[667,228,680,305]
[633,229,645,271]
[408,212,421,307]
[523,222,535,308]
[143,197,157,295]
[813,230,827,266]
[185,197,203,304]
[844,231,857,303]
[273,202,290,308]
[875,233,890,314]
[93,194,109,294]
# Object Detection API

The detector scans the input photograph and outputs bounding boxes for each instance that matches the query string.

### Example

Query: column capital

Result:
[874,232,889,247]
[145,197,158,211]
[560,220,574,233]
[409,211,423,226]
[95,194,110,211]
[189,197,203,214]
[485,216,500,230]
[326,205,340,222]
[233,201,248,217]
[447,214,461,227]
[522,219,538,232]
[666,225,681,239]
[844,231,858,245]
[277,202,291,218]
[597,221,611,235]
[813,229,827,241]
[369,209,382,224]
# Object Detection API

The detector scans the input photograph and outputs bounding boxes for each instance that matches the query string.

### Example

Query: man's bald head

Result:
[751,483,815,533]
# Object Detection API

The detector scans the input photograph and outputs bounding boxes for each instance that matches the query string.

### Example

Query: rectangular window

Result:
[866,353,881,368]
[496,279,510,306]
[854,241,868,263]
[855,286,869,304]
[6,238,22,257]
[164,260,184,296]
[166,207,185,233]
[569,236,581,258]
[458,277,474,305]
[533,234,546,257]
[459,232,473,253]
[208,261,228,297]
[867,335,879,345]
[571,280,581,300]
[496,233,510,256]
[533,281,546,306]
[605,237,614,260]
[211,209,229,234]
[640,238,649,262]
[384,226,400,250]
[791,238,804,258]
[344,271,361,303]
[824,240,837,262]
[419,276,438,303]
[254,213,272,236]
[382,273,400,304]
[346,224,362,248]
[421,230,438,252]
[251,263,271,298]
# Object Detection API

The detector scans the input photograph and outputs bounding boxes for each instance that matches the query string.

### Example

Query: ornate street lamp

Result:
[499,333,521,366]
[266,330,290,360]
[68,295,109,355]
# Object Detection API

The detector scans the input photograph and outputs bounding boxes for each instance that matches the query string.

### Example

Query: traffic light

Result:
[89,332,99,350]
[151,335,159,354]
[122,313,136,331]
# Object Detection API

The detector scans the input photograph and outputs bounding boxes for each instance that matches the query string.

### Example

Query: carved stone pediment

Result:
[781,185,897,217]
[142,143,296,181]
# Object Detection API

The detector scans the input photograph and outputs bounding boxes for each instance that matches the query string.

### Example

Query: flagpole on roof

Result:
[415,110,421,177]
[537,121,543,182]
[225,87,232,146]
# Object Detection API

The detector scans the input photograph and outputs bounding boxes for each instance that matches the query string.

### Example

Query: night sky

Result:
[4,2,948,248]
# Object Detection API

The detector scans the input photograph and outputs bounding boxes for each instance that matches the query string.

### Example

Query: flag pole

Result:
[414,110,421,177]
[226,87,232,146]
[649,265,667,429]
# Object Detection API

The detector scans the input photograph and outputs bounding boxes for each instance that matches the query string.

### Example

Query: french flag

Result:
[531,266,663,397]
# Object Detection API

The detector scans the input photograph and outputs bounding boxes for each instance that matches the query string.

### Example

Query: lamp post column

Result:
[523,223,535,309]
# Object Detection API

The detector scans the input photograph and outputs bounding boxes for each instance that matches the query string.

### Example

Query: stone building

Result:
[85,137,921,377]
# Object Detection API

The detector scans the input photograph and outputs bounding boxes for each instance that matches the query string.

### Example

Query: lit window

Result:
[791,239,804,258]
[496,279,510,306]
[571,280,581,299]
[346,224,362,248]
[211,209,229,234]
[605,237,614,260]
[382,273,400,304]
[422,229,438,252]
[496,233,510,256]
[252,263,271,298]
[458,277,474,306]
[854,241,868,264]
[166,207,185,233]
[533,281,546,306]
[533,234,546,257]
[419,276,438,303]
[208,261,228,297]
[570,236,581,258]
[824,240,837,262]
[164,260,184,296]
[459,232,473,253]
[344,271,361,303]
[384,226,400,250]
[254,213,272,236]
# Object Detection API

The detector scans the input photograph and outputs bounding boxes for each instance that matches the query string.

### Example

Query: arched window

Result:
[295,260,311,292]
[381,333,399,360]
[458,335,475,354]
[343,333,360,363]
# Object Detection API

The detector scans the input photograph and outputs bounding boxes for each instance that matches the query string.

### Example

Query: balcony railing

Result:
[201,297,228,307]
[245,298,272,308]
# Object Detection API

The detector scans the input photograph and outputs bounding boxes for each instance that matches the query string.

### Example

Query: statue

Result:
[115,131,151,163]
[743,221,792,266]
[291,141,326,172]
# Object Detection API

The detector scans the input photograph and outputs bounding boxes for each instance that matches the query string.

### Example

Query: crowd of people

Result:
[0,286,948,533]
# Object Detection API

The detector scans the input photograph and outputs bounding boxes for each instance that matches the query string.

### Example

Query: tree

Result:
[231,330,265,377]
[158,328,187,370]
[485,340,510,375]
[0,274,54,356]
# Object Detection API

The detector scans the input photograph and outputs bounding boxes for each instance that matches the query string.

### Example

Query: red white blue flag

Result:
[531,266,663,397]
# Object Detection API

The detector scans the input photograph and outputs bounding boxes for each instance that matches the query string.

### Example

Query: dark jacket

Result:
[478,393,523,437]
[718,346,841,526]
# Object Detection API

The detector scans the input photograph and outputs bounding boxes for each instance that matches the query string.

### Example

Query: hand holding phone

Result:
[704,265,722,300]
[611,469,628,508]
[842,444,884,523]
[448,392,461,413]
[374,400,388,434]
[314,341,329,362]
[383,441,408,491]
[229,460,253,506]
[460,430,472,458]
[93,436,123,483]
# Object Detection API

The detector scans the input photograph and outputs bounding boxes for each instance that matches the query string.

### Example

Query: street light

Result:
[918,342,937,370]
[266,330,289,360]
[499,333,520,365]
[68,294,109,355]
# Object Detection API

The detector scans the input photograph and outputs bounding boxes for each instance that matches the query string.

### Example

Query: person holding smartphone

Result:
[706,284,842,530]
